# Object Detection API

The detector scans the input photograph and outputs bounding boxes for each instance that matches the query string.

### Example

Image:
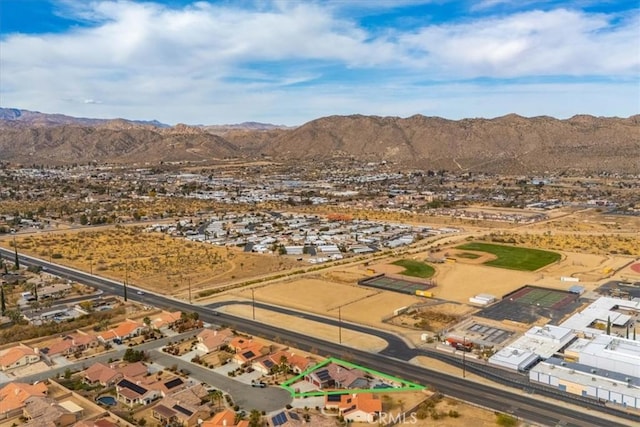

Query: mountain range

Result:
[1,108,638,174]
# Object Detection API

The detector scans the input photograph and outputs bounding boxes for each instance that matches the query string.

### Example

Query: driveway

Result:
[151,350,291,412]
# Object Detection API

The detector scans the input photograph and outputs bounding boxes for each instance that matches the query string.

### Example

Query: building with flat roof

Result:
[577,335,640,378]
[530,357,640,409]
[488,325,576,371]
[489,347,539,372]
[559,297,639,337]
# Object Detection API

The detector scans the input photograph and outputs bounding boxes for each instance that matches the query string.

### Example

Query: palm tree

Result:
[209,390,224,410]
[278,355,290,380]
[143,316,152,332]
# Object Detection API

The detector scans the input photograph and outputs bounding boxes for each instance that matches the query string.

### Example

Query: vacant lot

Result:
[455,242,561,271]
[3,228,300,295]
[392,259,435,278]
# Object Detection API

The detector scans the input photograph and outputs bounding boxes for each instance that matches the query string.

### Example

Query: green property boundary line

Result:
[280,357,425,398]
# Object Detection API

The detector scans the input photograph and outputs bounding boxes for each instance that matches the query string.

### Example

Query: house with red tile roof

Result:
[202,409,249,427]
[196,328,234,353]
[47,330,98,357]
[0,344,40,371]
[151,385,210,426]
[228,337,267,365]
[0,382,48,419]
[83,362,122,387]
[22,396,77,427]
[306,362,367,389]
[116,373,187,407]
[151,311,182,330]
[97,319,145,343]
[324,393,382,423]
[252,350,314,375]
[115,361,148,379]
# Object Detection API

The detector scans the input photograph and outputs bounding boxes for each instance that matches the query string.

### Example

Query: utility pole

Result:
[13,235,19,269]
[338,306,342,344]
[188,278,192,304]
[462,335,466,379]
[251,288,256,320]
[123,263,129,302]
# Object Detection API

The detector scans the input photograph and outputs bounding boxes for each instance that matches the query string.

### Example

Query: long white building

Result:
[530,357,640,409]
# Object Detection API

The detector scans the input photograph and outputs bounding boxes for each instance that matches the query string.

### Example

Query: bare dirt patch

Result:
[427,262,535,303]
[238,278,378,313]
[3,228,301,295]
[390,303,475,333]
[219,302,387,352]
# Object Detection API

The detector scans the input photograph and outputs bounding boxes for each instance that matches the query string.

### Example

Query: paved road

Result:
[0,328,290,411]
[151,350,291,412]
[3,248,638,427]
[0,331,200,386]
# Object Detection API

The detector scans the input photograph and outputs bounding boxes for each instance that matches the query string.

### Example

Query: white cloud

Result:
[399,8,640,77]
[0,1,638,124]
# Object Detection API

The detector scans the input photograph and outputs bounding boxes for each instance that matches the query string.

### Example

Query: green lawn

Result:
[391,259,436,278]
[455,242,561,271]
[456,252,481,259]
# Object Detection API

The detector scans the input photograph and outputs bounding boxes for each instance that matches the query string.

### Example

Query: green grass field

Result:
[392,259,436,278]
[456,252,481,259]
[455,242,561,271]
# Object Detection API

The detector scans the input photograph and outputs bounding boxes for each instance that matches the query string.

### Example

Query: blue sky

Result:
[0,0,638,125]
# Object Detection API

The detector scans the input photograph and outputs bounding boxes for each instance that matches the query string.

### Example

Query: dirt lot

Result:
[2,228,301,295]
[232,276,428,332]
[390,303,476,333]
[350,390,500,427]
[218,302,388,352]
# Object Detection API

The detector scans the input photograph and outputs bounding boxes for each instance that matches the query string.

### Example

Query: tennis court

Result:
[359,274,435,295]
[477,286,580,324]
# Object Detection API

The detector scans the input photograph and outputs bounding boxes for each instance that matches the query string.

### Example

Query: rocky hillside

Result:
[1,108,638,173]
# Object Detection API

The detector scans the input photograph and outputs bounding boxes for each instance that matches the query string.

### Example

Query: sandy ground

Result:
[2,230,301,295]
[237,278,379,313]
[232,277,429,335]
[218,302,388,352]
[430,262,536,302]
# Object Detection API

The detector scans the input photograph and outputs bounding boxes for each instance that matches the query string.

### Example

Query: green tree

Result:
[5,309,24,324]
[209,390,224,409]
[496,413,518,427]
[123,348,147,363]
[143,316,152,332]
[248,410,263,427]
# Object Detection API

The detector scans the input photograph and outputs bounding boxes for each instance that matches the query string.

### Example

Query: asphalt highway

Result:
[2,248,638,427]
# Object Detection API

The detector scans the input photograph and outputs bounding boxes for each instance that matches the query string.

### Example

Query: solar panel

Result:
[327,394,341,402]
[118,379,147,395]
[272,412,287,426]
[242,350,255,359]
[263,359,274,368]
[289,412,300,421]
[315,369,331,380]
[164,378,184,389]
[173,404,193,416]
